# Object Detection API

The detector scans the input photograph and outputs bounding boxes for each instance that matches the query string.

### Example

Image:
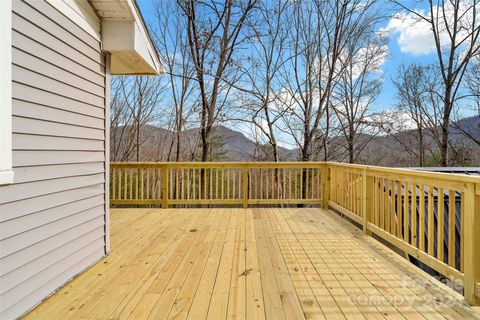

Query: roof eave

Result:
[89,0,164,75]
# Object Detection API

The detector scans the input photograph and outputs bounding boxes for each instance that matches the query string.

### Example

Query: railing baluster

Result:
[461,191,465,273]
[362,169,368,234]
[186,168,190,201]
[448,188,455,268]
[305,168,309,200]
[226,169,230,200]
[112,167,116,201]
[403,181,409,242]
[222,168,225,199]
[209,168,213,200]
[215,169,218,199]
[232,168,234,200]
[117,168,121,201]
[378,177,382,227]
[390,180,395,234]
[162,165,168,208]
[204,168,207,200]
[397,181,402,239]
[411,183,417,247]
[253,168,257,200]
[288,168,292,200]
[175,169,179,201]
[428,185,434,255]
[243,166,248,208]
[438,187,444,261]
[464,182,480,305]
[129,169,133,200]
[123,169,127,200]
[146,167,150,201]
[419,184,425,251]
[135,168,139,200]
[265,168,269,200]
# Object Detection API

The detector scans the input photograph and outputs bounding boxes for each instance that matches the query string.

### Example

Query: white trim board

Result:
[0,0,14,185]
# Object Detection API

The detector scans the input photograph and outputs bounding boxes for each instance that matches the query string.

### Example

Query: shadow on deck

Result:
[24,208,480,319]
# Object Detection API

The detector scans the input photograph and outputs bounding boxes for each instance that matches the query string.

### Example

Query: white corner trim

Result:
[0,170,14,186]
[0,0,13,186]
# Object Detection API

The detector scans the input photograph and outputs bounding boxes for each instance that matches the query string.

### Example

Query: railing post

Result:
[322,164,330,209]
[464,182,480,305]
[162,164,168,209]
[243,165,249,209]
[362,169,373,235]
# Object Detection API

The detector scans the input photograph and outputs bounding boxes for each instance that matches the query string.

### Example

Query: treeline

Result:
[110,0,480,166]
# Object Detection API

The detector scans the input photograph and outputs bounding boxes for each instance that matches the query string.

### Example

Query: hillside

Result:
[112,115,479,165]
[112,124,298,161]
[356,115,480,166]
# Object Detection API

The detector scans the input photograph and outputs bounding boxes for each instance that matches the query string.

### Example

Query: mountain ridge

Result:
[115,115,479,165]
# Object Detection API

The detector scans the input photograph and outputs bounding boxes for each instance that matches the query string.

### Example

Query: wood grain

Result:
[22,208,480,319]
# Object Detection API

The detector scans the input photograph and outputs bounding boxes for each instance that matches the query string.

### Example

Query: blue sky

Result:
[136,0,446,114]
[376,34,435,112]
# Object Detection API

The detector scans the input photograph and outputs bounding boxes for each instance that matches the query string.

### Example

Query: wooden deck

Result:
[24,208,480,319]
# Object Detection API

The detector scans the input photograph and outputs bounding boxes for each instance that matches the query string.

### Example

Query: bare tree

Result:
[332,28,387,163]
[468,62,480,114]
[391,0,480,166]
[279,0,383,162]
[153,1,197,161]
[110,77,136,161]
[452,61,480,146]
[383,64,450,166]
[110,76,165,161]
[233,0,290,162]
[177,0,258,162]
[392,64,431,166]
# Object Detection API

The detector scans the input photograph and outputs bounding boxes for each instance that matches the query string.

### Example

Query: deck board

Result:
[23,208,480,320]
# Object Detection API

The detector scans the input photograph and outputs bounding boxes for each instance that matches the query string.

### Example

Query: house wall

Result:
[0,1,108,318]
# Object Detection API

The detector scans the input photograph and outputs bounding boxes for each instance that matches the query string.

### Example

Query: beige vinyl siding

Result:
[0,0,107,319]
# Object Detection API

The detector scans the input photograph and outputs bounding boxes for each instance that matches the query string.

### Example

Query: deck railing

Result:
[110,162,326,207]
[109,161,480,305]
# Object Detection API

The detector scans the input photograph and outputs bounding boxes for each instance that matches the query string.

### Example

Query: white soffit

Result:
[89,0,164,75]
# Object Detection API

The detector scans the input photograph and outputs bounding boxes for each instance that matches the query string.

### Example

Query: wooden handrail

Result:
[110,162,327,207]
[327,162,480,306]
[109,161,480,305]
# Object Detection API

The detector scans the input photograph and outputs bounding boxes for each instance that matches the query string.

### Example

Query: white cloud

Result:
[382,11,437,55]
[382,2,480,55]
[366,108,417,134]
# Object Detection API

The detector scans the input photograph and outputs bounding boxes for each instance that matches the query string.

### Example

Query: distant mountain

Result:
[114,115,479,165]
[202,126,297,161]
[450,115,480,140]
[355,115,480,166]
[115,124,298,161]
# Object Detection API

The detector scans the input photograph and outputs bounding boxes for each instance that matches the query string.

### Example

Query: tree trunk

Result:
[201,129,210,162]
[440,96,452,167]
[299,142,311,207]
[418,127,424,167]
[348,135,354,164]
[175,104,183,162]
[136,119,140,162]
[348,123,355,163]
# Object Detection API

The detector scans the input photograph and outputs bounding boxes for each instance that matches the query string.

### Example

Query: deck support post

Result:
[362,169,373,235]
[464,182,480,305]
[162,165,168,209]
[322,165,330,209]
[243,165,249,209]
